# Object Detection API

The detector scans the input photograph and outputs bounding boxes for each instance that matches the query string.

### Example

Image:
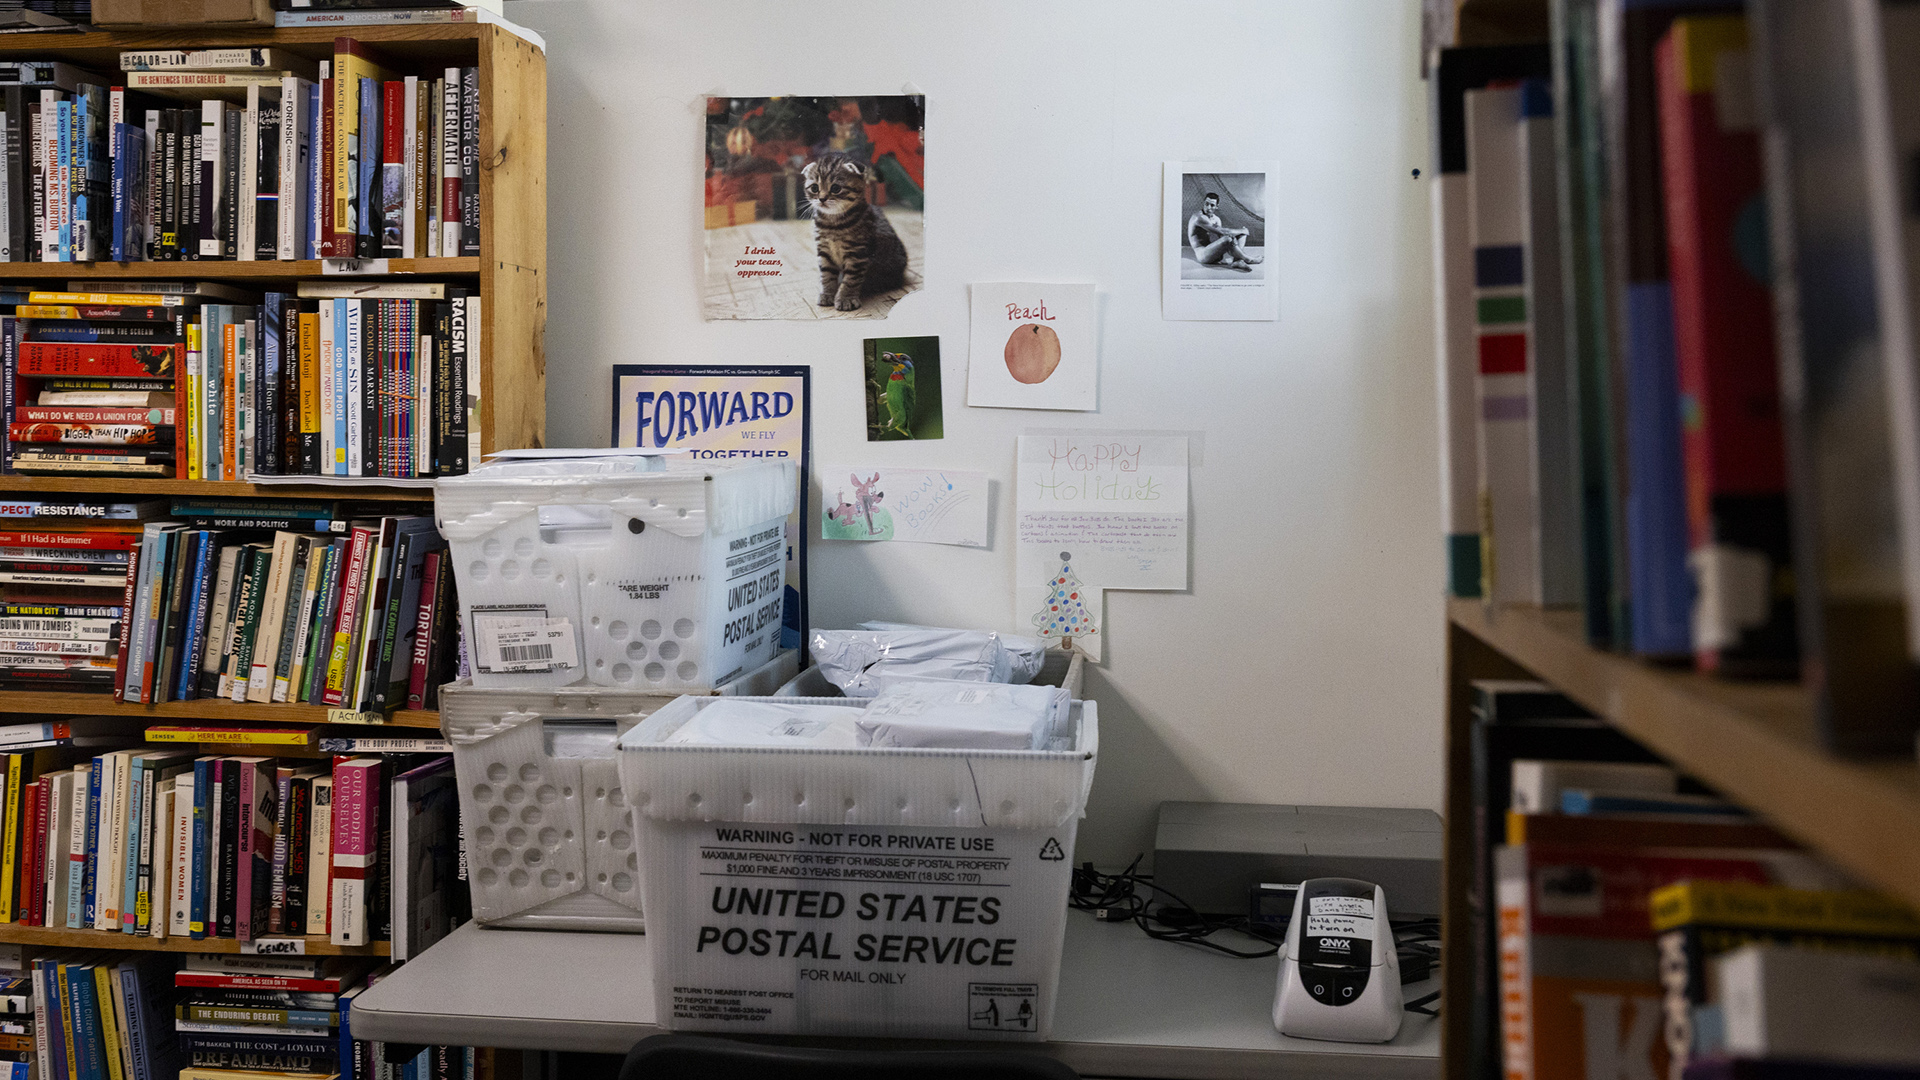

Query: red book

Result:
[111,539,143,702]
[320,76,334,257]
[17,342,179,380]
[328,757,381,946]
[173,968,368,993]
[405,549,439,708]
[18,780,40,926]
[0,530,141,550]
[15,406,177,425]
[1656,18,1795,674]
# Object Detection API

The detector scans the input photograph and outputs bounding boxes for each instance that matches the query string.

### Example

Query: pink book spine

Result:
[329,759,381,944]
[236,762,256,943]
[405,551,439,708]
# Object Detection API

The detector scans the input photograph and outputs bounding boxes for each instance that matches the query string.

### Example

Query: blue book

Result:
[65,763,88,928]
[1561,789,1749,818]
[1622,281,1693,656]
[175,532,216,699]
[55,99,70,260]
[338,979,363,1080]
[109,122,126,262]
[122,754,146,933]
[82,756,103,927]
[37,961,68,1080]
[70,960,103,1080]
[189,756,211,937]
[110,122,148,263]
[307,82,323,259]
[356,76,377,257]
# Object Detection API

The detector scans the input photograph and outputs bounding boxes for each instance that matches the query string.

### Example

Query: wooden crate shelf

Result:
[0,476,434,501]
[0,923,389,956]
[0,258,479,281]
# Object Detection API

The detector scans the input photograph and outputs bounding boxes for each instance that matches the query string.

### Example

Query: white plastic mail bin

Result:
[617,694,1099,1040]
[435,456,796,693]
[439,649,799,933]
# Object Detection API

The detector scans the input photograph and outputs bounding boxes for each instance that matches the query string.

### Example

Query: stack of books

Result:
[0,730,463,956]
[0,503,149,689]
[0,282,480,482]
[1,291,192,477]
[24,952,176,1080]
[0,40,481,264]
[0,973,29,1080]
[118,510,457,714]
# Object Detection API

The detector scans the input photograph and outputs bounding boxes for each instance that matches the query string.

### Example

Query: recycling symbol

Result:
[1038,838,1065,861]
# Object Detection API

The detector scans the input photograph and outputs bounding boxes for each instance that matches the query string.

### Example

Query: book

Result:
[329,39,394,259]
[120,50,319,81]
[17,341,177,379]
[1655,14,1796,676]
[233,756,276,942]
[1716,945,1920,1068]
[328,758,380,946]
[1652,880,1920,1075]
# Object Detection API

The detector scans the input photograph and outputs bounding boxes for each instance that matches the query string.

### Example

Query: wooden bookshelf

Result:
[0,257,480,280]
[0,923,389,956]
[1442,599,1920,1080]
[0,691,440,730]
[2,476,433,500]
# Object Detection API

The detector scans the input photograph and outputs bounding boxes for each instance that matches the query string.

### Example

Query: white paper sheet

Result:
[820,467,989,547]
[1162,161,1279,321]
[966,282,1097,410]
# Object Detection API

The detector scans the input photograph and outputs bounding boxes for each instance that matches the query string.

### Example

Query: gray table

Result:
[350,910,1440,1080]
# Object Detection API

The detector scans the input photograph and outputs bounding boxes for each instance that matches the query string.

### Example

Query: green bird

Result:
[881,352,916,438]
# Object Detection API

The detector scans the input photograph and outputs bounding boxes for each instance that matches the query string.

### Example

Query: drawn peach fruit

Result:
[1004,324,1062,384]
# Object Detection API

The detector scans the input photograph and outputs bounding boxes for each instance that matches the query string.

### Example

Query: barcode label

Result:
[473,614,579,674]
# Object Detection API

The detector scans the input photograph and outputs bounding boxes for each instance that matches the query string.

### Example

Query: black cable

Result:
[1404,989,1441,1016]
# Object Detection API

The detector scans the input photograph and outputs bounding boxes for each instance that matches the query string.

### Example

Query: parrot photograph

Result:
[863,335,944,441]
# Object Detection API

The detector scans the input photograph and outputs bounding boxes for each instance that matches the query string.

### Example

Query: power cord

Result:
[1069,858,1444,999]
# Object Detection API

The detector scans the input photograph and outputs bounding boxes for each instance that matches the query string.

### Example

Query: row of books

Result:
[0,736,464,958]
[8,950,493,1080]
[1470,681,1920,1080]
[1433,3,1920,750]
[0,42,481,264]
[0,282,481,480]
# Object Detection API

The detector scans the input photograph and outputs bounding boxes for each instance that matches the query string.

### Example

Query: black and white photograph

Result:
[1179,172,1266,280]
[1162,160,1279,320]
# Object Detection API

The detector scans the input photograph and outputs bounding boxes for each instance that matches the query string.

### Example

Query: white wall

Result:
[507,0,1444,868]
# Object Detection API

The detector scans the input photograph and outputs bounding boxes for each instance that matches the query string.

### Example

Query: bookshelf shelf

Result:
[1443,601,1920,1080]
[0,923,389,956]
[0,691,441,729]
[1,476,433,501]
[1447,599,1920,905]
[0,258,481,281]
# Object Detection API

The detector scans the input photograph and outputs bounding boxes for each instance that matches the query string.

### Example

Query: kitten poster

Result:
[702,95,925,320]
[1162,161,1279,320]
[864,336,943,440]
[966,283,1097,410]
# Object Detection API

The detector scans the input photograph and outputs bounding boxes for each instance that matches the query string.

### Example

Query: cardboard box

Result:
[92,0,273,28]
[618,695,1099,1040]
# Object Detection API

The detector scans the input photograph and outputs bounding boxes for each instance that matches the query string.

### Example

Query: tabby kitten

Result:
[803,152,908,311]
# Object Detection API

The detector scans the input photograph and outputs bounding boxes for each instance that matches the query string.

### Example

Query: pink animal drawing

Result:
[850,472,884,535]
[827,490,857,525]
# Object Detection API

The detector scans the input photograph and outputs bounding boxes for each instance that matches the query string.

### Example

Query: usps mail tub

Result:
[440,647,798,933]
[617,694,1099,1040]
[435,455,795,693]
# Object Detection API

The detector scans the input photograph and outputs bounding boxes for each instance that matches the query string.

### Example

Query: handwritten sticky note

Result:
[1015,434,1189,592]
[967,283,1097,411]
[820,467,990,547]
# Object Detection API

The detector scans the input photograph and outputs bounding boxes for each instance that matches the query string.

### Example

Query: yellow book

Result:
[331,38,397,255]
[0,754,21,923]
[93,964,125,1080]
[25,292,183,307]
[1650,879,1920,936]
[186,321,203,480]
[222,322,238,481]
[144,725,318,748]
[17,305,89,318]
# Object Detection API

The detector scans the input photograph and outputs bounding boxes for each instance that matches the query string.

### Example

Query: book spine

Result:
[170,773,192,936]
[319,72,333,257]
[305,775,331,935]
[459,67,478,256]
[216,758,238,938]
[82,757,100,927]
[440,71,458,257]
[270,770,291,933]
[446,290,466,475]
[234,762,255,942]
[329,761,377,946]
[382,80,404,259]
[109,540,140,701]
[17,341,179,379]
[188,758,209,937]
[407,550,440,707]
[298,307,320,474]
[356,76,378,259]
[65,765,86,927]
[19,778,41,927]
[344,298,361,476]
[255,89,279,260]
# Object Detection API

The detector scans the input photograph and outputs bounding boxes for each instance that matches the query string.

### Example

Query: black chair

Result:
[619,1033,1081,1080]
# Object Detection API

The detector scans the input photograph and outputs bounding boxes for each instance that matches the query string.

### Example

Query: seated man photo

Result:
[1187,191,1262,272]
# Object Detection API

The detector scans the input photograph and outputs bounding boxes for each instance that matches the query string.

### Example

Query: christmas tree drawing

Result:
[1032,550,1098,649]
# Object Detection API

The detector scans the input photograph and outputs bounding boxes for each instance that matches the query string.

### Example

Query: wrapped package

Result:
[812,626,1049,694]
[859,621,1047,684]
[857,678,1072,750]
[660,698,868,749]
